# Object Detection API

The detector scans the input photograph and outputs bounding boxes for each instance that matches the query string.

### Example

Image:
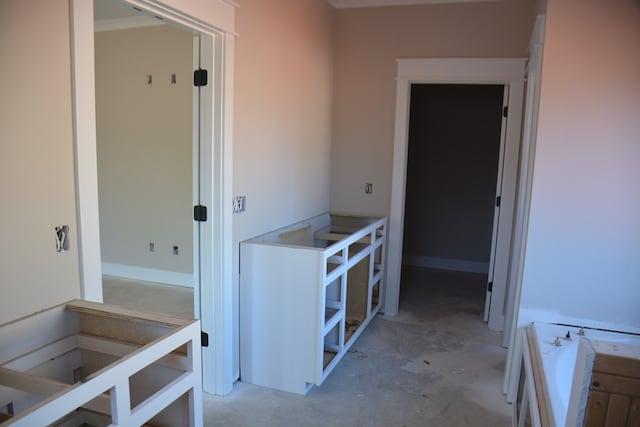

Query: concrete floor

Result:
[103,267,512,426]
[102,275,194,317]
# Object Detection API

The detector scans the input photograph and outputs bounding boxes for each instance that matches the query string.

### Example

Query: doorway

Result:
[386,58,526,338]
[93,0,197,319]
[72,0,237,394]
[400,84,505,320]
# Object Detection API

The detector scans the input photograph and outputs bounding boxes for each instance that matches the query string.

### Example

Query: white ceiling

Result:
[94,0,141,20]
[328,0,507,8]
[93,0,164,31]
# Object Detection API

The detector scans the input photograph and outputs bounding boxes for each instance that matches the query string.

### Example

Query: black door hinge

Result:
[194,205,208,222]
[194,69,208,87]
[201,332,209,347]
[503,106,508,117]
[487,282,493,292]
[496,196,501,207]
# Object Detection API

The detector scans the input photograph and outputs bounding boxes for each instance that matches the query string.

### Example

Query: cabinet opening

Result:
[373,246,383,278]
[371,280,381,313]
[325,277,343,324]
[323,321,341,370]
[326,250,344,275]
[345,255,369,343]
[348,238,369,261]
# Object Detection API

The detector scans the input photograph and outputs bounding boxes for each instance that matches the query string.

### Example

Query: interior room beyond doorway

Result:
[400,84,505,319]
[94,0,196,318]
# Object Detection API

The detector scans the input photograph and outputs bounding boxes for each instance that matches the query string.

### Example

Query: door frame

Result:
[385,58,526,334]
[69,0,236,395]
[504,15,546,401]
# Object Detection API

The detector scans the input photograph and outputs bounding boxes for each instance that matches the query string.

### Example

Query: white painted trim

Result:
[385,58,526,335]
[122,0,237,36]
[403,255,489,274]
[94,16,164,32]
[70,0,103,303]
[195,31,235,395]
[328,0,507,9]
[102,263,194,288]
[73,0,236,396]
[484,86,510,323]
[488,80,524,332]
[504,15,546,400]
[397,58,527,82]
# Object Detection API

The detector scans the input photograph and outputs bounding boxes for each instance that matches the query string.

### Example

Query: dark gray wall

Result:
[402,84,504,266]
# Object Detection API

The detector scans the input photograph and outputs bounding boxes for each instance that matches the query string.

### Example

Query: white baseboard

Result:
[102,262,194,288]
[403,255,489,274]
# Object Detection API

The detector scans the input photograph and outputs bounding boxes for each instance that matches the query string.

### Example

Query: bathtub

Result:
[523,322,640,426]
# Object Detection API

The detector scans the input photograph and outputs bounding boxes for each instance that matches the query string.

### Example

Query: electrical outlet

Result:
[365,183,373,194]
[233,196,246,214]
[149,242,155,252]
[173,245,179,255]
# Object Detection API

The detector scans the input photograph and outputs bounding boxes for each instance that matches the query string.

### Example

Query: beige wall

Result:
[330,1,536,216]
[232,0,335,376]
[519,0,640,331]
[0,0,81,324]
[95,25,194,278]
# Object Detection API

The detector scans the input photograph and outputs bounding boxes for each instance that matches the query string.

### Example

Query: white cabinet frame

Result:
[240,214,387,394]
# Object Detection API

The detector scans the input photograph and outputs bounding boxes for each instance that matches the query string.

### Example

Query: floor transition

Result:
[103,267,511,426]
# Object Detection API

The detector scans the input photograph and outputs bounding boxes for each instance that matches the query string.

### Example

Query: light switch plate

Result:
[233,196,246,214]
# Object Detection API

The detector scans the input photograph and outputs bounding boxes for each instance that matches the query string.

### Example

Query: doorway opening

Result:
[93,0,198,319]
[386,58,526,341]
[400,84,505,325]
[74,0,237,395]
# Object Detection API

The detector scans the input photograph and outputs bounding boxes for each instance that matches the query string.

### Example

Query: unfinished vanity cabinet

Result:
[240,213,387,394]
[0,300,202,427]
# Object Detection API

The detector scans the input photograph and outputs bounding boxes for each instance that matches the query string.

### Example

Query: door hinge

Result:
[496,196,501,207]
[201,332,209,347]
[487,282,493,292]
[193,69,208,87]
[503,106,508,117]
[194,205,208,222]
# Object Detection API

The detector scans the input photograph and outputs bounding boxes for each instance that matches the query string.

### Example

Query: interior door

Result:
[483,86,510,322]
[192,34,203,320]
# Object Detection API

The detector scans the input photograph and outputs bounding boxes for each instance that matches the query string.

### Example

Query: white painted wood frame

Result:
[483,86,510,323]
[240,214,386,394]
[386,58,526,335]
[70,0,103,303]
[504,15,546,401]
[70,0,236,395]
[0,300,202,426]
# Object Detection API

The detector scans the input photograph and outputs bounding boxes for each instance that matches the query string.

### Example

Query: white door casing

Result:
[385,58,525,335]
[484,85,510,323]
[70,0,236,395]
[503,15,546,401]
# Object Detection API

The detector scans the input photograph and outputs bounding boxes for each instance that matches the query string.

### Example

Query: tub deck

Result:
[529,322,640,426]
